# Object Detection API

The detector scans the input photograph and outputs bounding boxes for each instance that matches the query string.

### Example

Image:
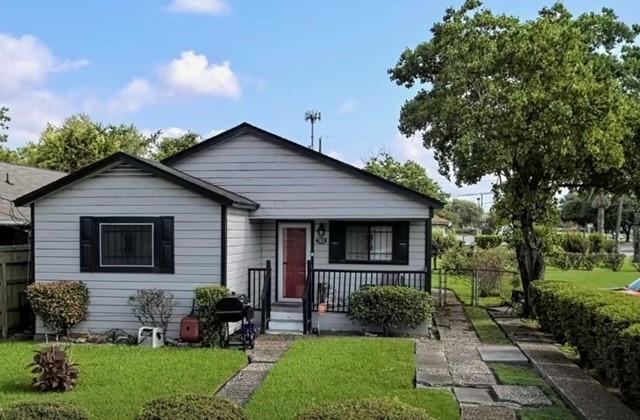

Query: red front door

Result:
[283,227,307,299]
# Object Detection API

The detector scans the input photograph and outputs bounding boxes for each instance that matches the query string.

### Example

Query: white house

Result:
[15,123,443,336]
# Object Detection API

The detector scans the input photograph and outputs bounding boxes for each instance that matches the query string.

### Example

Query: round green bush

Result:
[26,281,89,336]
[136,394,246,420]
[0,401,89,420]
[349,286,433,336]
[296,398,432,420]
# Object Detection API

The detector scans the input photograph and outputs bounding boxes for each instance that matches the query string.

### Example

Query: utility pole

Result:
[305,110,321,150]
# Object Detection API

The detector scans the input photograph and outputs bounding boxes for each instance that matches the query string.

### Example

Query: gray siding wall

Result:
[225,207,262,297]
[171,134,431,219]
[34,163,222,337]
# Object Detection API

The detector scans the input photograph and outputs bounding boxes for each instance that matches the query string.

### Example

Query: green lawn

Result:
[0,342,247,420]
[490,363,575,420]
[441,260,637,307]
[246,337,460,420]
[464,306,510,344]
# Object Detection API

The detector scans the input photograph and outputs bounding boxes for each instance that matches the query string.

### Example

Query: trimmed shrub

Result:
[472,247,515,297]
[349,286,433,336]
[588,233,606,253]
[29,345,79,392]
[0,401,89,420]
[530,280,640,401]
[136,394,245,420]
[602,253,625,272]
[440,247,471,274]
[432,229,458,254]
[128,289,175,332]
[561,233,589,254]
[296,398,432,420]
[475,234,502,249]
[195,286,230,347]
[26,281,89,336]
[602,239,616,253]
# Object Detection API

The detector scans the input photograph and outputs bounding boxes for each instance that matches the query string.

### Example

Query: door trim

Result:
[277,222,311,302]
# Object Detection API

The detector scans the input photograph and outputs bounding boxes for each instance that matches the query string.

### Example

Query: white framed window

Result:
[99,223,154,267]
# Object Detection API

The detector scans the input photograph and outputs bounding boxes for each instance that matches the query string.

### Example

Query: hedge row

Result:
[530,280,640,401]
[549,252,625,271]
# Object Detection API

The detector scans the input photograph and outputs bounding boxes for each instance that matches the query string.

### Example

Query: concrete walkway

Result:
[216,334,295,406]
[417,291,549,419]
[494,315,639,420]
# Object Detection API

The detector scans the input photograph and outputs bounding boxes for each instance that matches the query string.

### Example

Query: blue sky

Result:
[2,0,639,204]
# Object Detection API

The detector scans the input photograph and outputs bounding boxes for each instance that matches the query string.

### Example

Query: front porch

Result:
[246,260,431,334]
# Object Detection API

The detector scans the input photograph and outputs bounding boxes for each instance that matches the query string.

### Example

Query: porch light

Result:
[317,223,326,238]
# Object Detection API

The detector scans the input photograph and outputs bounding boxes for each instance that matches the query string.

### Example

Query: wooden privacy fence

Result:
[0,245,30,339]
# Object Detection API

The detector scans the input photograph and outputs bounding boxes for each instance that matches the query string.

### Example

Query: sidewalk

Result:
[494,315,639,420]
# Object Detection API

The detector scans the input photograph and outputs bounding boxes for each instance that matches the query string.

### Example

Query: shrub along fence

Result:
[530,280,640,402]
[0,245,30,339]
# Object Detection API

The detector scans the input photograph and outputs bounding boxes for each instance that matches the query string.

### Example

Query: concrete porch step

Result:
[270,311,303,321]
[269,318,303,333]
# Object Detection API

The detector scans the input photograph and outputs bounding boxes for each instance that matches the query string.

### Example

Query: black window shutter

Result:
[79,217,97,272]
[158,216,174,273]
[392,222,410,264]
[329,221,346,263]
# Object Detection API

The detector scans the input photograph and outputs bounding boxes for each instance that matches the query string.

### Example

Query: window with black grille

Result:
[79,216,174,273]
[100,223,154,267]
[330,221,409,264]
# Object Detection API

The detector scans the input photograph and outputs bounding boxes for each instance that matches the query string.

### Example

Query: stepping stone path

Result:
[478,344,527,364]
[491,385,552,407]
[495,317,640,420]
[216,334,295,406]
[415,291,558,419]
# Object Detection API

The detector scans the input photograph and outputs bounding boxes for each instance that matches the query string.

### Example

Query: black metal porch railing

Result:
[302,260,313,334]
[247,260,271,333]
[311,269,428,313]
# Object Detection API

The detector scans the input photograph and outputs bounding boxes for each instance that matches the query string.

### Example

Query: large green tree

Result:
[439,198,483,230]
[364,151,448,201]
[390,1,639,313]
[19,114,157,172]
[152,132,200,161]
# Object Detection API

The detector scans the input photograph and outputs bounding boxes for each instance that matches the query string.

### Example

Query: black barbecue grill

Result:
[214,295,256,350]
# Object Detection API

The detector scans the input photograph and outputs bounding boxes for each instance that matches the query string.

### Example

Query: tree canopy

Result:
[18,114,156,172]
[439,198,483,230]
[390,0,640,312]
[364,151,448,201]
[152,132,200,161]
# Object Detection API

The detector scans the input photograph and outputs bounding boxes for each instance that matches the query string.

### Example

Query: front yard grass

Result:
[245,337,460,420]
[490,363,575,420]
[463,306,510,344]
[0,342,247,420]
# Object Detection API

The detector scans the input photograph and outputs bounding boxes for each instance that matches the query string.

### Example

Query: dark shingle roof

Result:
[0,162,65,224]
[13,153,259,210]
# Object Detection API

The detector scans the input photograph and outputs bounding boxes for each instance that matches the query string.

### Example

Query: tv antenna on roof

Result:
[305,110,321,150]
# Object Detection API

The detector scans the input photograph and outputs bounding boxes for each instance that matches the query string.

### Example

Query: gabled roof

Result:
[0,162,65,225]
[13,152,259,210]
[163,122,445,209]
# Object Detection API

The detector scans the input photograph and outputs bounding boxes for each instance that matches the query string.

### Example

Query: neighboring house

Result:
[0,162,65,245]
[15,123,443,336]
[432,214,451,229]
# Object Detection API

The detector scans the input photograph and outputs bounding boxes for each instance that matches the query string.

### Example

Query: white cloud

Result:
[0,33,88,146]
[327,149,364,168]
[339,99,356,114]
[108,78,157,114]
[108,51,242,115]
[168,0,231,14]
[0,33,88,95]
[391,132,495,196]
[160,51,241,98]
[3,90,71,147]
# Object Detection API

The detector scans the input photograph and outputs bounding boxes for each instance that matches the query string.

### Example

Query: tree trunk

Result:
[597,207,605,234]
[634,210,640,263]
[516,219,544,317]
